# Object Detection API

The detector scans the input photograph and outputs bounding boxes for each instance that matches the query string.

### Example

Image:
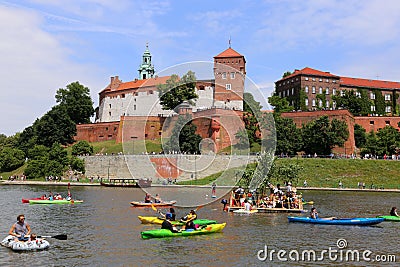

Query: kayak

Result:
[377,215,400,221]
[1,235,50,251]
[288,216,384,226]
[141,223,226,239]
[29,199,83,204]
[22,197,43,203]
[130,201,176,207]
[233,209,258,214]
[138,216,217,226]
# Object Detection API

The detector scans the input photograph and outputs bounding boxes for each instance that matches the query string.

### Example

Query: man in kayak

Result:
[390,207,399,217]
[181,210,197,230]
[9,214,31,241]
[144,193,152,203]
[161,213,180,233]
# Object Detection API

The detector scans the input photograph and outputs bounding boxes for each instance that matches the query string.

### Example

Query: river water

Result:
[0,185,398,266]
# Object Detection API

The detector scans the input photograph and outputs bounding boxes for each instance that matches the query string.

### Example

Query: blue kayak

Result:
[288,216,384,226]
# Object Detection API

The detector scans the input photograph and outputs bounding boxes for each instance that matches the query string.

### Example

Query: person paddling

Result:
[180,210,197,230]
[390,207,399,217]
[9,214,31,242]
[310,207,319,219]
[161,213,180,233]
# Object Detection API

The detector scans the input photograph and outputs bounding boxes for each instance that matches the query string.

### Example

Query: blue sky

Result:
[2,0,400,136]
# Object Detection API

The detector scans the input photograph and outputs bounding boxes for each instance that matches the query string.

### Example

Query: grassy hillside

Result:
[178,158,400,189]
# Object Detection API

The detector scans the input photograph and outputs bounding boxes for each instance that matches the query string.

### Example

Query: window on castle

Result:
[333,80,336,83]
[319,87,322,94]
[333,101,336,109]
[199,85,205,90]
[291,88,294,95]
[312,99,316,106]
[319,78,323,82]
[385,94,391,101]
[312,86,316,94]
[109,112,111,116]
[319,99,322,107]
[370,121,374,125]
[370,92,375,99]
[326,100,329,108]
[340,90,344,96]
[122,94,125,98]
[386,106,391,113]
[312,77,316,81]
[305,98,309,106]
[226,84,231,90]
[326,88,329,95]
[134,105,136,111]
[305,86,309,93]
[356,92,361,98]
[305,77,309,81]
[106,127,108,131]
[149,90,153,94]
[230,72,235,79]
[385,120,390,125]
[109,104,111,108]
[222,72,227,79]
[371,105,376,112]
[332,88,336,95]
[326,79,329,82]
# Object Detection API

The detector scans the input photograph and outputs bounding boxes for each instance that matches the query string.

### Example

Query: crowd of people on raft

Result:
[37,190,73,201]
[230,182,303,211]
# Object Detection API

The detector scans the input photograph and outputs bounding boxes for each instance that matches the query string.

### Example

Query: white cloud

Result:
[0,5,104,136]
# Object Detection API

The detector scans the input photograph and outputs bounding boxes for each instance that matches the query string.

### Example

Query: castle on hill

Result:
[76,45,247,152]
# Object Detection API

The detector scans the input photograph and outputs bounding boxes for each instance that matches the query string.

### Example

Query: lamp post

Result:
[131,136,138,154]
[194,154,197,180]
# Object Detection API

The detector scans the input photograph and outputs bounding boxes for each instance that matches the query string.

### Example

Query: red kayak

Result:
[22,197,45,203]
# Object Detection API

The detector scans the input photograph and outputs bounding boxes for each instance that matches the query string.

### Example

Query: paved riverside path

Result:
[80,154,258,185]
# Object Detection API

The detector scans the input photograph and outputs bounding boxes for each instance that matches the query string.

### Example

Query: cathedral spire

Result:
[138,43,155,80]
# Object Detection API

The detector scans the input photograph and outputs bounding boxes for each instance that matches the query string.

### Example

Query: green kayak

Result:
[141,223,226,239]
[138,216,217,226]
[377,215,400,221]
[29,199,83,204]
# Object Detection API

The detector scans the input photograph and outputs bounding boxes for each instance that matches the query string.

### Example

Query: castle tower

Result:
[138,43,155,80]
[213,47,246,110]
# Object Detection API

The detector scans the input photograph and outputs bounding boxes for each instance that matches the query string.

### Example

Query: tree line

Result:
[0,82,95,178]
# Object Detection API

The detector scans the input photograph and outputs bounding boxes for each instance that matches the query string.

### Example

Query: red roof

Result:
[277,67,339,82]
[340,76,400,89]
[117,76,171,91]
[214,48,243,58]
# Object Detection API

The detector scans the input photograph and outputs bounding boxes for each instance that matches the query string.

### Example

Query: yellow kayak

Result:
[138,216,217,226]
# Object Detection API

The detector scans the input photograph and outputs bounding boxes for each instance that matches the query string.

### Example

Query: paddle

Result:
[38,234,67,240]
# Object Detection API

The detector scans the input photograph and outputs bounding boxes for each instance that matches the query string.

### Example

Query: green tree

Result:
[235,128,250,150]
[274,115,302,155]
[333,89,370,116]
[0,147,25,172]
[375,126,400,156]
[301,116,349,155]
[17,125,37,154]
[158,71,198,111]
[34,105,76,146]
[268,95,293,115]
[27,145,49,160]
[70,157,85,173]
[361,131,378,156]
[282,71,292,78]
[354,124,367,148]
[164,114,202,154]
[55,81,94,124]
[72,140,94,156]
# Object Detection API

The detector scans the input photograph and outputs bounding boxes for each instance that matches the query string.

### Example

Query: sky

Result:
[2,0,400,136]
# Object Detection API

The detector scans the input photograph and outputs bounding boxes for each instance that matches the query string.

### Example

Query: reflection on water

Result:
[0,185,399,266]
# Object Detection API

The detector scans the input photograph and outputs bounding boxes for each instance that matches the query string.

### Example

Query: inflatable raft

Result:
[141,223,226,239]
[377,215,400,221]
[29,199,83,204]
[138,216,217,226]
[288,217,384,226]
[1,235,50,251]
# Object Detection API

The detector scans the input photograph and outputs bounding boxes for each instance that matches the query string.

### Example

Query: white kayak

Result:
[233,209,258,214]
[1,235,50,251]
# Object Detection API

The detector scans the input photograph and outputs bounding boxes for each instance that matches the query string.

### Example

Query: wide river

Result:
[0,184,398,266]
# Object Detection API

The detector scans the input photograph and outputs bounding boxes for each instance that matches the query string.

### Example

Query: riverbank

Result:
[1,180,399,192]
